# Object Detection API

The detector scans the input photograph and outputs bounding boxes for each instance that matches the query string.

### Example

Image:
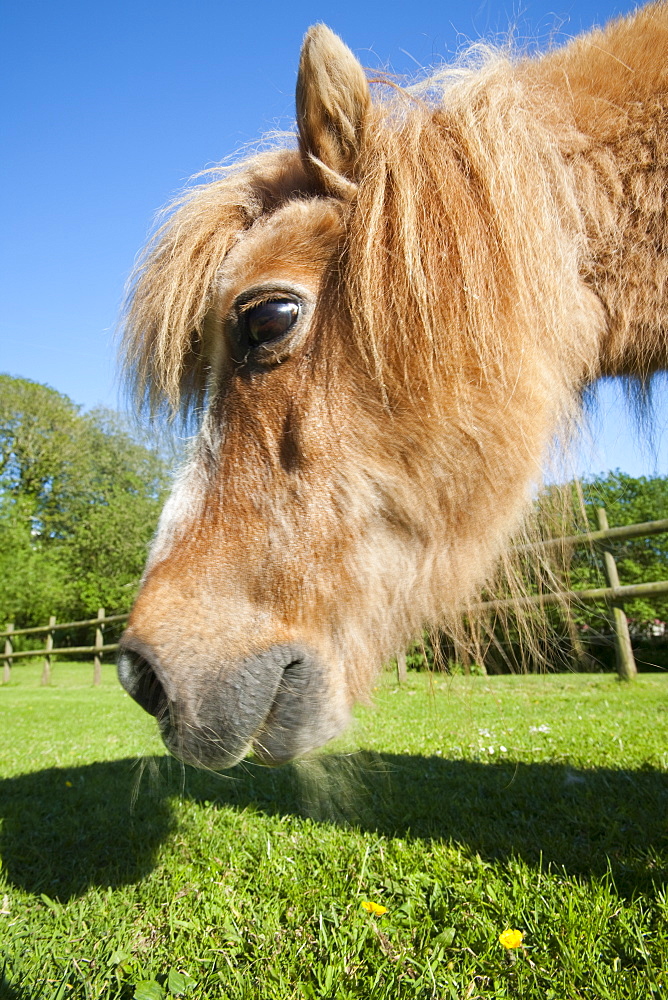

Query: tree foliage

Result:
[0,375,171,626]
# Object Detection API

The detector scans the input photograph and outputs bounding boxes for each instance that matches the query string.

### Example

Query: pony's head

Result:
[118,26,601,767]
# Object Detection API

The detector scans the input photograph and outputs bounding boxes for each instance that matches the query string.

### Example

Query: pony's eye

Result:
[242,299,300,346]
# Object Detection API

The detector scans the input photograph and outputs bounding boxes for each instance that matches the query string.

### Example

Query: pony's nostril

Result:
[117,648,168,718]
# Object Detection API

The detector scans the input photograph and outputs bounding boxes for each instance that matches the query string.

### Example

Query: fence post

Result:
[93,607,105,686]
[41,615,56,686]
[3,623,13,684]
[396,650,407,685]
[596,508,637,680]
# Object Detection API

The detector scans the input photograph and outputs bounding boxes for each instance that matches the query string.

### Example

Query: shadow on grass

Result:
[0,967,23,1000]
[0,968,65,1000]
[0,757,177,901]
[1,751,666,901]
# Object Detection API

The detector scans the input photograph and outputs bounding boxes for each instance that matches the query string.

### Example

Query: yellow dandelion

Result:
[361,900,388,916]
[65,781,73,788]
[499,928,524,949]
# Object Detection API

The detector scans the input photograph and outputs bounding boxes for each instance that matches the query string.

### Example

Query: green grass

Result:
[1,662,667,998]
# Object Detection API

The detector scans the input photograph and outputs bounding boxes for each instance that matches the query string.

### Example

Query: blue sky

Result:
[1,0,665,481]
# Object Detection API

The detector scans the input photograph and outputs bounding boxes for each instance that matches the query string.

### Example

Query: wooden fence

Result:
[2,511,668,686]
[395,509,668,683]
[474,509,668,681]
[1,609,128,686]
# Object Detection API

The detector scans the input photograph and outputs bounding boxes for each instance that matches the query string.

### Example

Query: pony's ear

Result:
[296,24,370,197]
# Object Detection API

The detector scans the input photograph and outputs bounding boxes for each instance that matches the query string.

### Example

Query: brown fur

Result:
[119,5,668,767]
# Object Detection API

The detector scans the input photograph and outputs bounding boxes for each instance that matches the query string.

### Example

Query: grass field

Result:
[0,661,667,999]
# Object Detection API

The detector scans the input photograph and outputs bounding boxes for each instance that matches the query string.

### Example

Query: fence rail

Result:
[2,644,121,661]
[513,516,668,552]
[0,613,128,638]
[2,511,667,686]
[476,578,668,613]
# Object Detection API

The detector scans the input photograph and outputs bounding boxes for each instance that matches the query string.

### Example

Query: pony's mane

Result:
[345,58,593,403]
[122,44,595,429]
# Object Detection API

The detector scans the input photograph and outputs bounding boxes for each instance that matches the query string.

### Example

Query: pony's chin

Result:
[159,721,252,770]
[157,703,350,770]
[118,640,350,768]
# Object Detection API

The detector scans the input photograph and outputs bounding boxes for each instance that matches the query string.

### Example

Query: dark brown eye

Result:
[242,299,300,346]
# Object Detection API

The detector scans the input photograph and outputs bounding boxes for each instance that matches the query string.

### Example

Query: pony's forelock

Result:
[120,147,311,422]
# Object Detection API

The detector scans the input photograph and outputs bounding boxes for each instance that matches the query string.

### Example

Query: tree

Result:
[0,375,172,626]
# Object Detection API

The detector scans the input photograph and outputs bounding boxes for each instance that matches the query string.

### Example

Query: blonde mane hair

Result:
[123,46,597,421]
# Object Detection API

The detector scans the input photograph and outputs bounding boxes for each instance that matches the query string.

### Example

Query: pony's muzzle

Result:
[116,638,349,768]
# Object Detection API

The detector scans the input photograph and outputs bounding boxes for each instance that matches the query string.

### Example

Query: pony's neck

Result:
[530,4,668,381]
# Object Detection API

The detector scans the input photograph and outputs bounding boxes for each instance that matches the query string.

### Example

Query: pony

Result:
[118,4,668,768]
